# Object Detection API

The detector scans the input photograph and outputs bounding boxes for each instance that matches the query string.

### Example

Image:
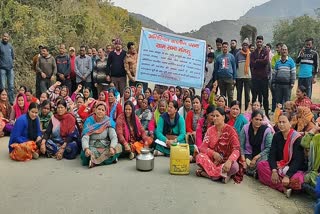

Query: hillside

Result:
[129,12,174,33]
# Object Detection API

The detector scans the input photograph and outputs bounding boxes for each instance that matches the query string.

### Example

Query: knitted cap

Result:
[242,38,249,45]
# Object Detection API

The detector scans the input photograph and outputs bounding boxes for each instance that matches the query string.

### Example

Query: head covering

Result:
[282,44,288,49]
[54,112,76,138]
[241,38,251,76]
[13,93,30,119]
[82,114,110,137]
[69,47,75,51]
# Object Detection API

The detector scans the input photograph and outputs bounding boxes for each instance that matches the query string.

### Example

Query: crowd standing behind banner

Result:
[1,32,320,211]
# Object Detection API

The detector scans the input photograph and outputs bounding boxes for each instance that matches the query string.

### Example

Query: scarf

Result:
[27,113,38,141]
[248,124,268,157]
[13,93,30,119]
[54,112,76,138]
[161,112,180,136]
[82,114,110,136]
[240,49,250,75]
[277,129,301,169]
[0,99,11,119]
[297,106,314,132]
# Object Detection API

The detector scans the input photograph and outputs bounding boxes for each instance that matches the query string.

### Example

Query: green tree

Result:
[272,15,320,59]
[240,24,257,45]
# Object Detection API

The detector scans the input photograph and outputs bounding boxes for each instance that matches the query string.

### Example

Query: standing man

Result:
[296,38,319,98]
[69,47,77,93]
[56,44,71,94]
[36,46,57,94]
[214,42,236,106]
[105,45,113,58]
[75,46,92,88]
[229,39,239,58]
[0,33,15,104]
[272,44,296,106]
[107,38,127,95]
[33,45,43,98]
[250,36,270,118]
[214,38,223,58]
[125,42,148,92]
[270,43,283,112]
[235,38,251,111]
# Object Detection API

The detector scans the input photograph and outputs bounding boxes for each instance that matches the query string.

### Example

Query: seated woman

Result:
[195,105,215,148]
[300,126,320,189]
[295,85,320,110]
[196,107,243,183]
[107,88,122,128]
[178,96,192,120]
[98,90,108,103]
[214,95,229,113]
[227,100,248,135]
[154,100,186,156]
[8,102,42,161]
[257,113,305,198]
[47,81,73,107]
[186,95,204,147]
[135,94,145,110]
[162,90,173,103]
[40,100,80,160]
[9,93,29,126]
[39,100,53,133]
[201,88,210,110]
[148,99,167,138]
[120,86,136,109]
[116,101,151,160]
[72,94,85,132]
[175,86,183,107]
[81,101,122,168]
[244,101,274,132]
[150,88,161,112]
[168,86,177,101]
[240,110,273,177]
[39,92,49,105]
[0,89,12,135]
[295,106,315,134]
[135,98,152,131]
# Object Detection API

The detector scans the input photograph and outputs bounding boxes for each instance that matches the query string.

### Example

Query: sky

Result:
[113,0,270,32]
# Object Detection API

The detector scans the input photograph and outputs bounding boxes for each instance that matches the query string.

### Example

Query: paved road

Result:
[0,137,314,214]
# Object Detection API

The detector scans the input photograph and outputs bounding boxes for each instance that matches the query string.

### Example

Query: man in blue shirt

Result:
[0,33,14,104]
[214,42,236,106]
[296,38,319,98]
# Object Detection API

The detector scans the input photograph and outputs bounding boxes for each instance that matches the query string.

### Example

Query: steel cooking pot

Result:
[136,148,154,171]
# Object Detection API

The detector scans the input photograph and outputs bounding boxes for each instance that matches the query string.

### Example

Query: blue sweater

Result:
[296,49,319,78]
[214,53,236,80]
[273,57,296,85]
[8,114,42,153]
[0,41,14,70]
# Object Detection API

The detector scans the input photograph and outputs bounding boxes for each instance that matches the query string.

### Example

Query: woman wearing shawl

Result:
[227,100,248,135]
[295,106,315,133]
[40,99,80,160]
[300,125,320,188]
[120,86,137,109]
[168,86,178,101]
[98,90,108,103]
[9,93,29,126]
[0,89,12,135]
[162,90,173,103]
[81,101,122,168]
[8,103,42,161]
[148,99,167,138]
[196,107,244,184]
[150,88,161,112]
[295,85,320,110]
[257,114,305,198]
[244,101,274,132]
[136,97,152,131]
[47,81,73,107]
[116,101,151,160]
[154,100,186,156]
[240,110,273,177]
[201,88,210,110]
[175,86,183,107]
[107,88,122,128]
[39,100,53,133]
[178,96,192,120]
[196,105,215,148]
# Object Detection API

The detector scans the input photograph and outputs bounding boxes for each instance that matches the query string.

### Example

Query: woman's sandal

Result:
[195,168,209,178]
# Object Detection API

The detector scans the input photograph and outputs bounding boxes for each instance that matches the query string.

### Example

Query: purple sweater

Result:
[250,48,270,80]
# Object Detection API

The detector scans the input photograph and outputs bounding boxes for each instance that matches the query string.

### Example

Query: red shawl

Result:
[54,112,76,137]
[13,93,29,119]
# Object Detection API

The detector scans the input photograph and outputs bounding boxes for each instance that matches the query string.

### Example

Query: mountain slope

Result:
[129,12,174,33]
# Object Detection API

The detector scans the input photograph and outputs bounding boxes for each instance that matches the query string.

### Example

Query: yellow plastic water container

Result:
[170,143,190,175]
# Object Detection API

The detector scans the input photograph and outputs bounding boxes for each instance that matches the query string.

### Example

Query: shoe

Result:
[153,150,163,157]
[129,152,135,160]
[32,152,39,160]
[222,176,231,184]
[285,188,292,198]
[113,158,118,164]
[253,171,258,179]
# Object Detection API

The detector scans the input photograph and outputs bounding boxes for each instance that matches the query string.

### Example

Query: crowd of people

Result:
[1,31,320,211]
